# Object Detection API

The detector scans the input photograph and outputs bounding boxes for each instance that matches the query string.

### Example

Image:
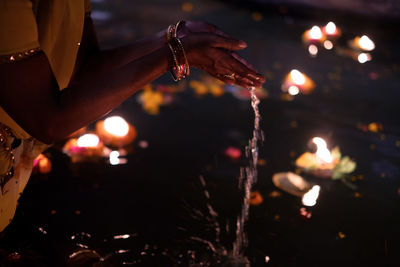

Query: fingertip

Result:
[238,41,247,48]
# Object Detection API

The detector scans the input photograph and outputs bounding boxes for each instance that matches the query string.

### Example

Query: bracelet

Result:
[166,21,190,81]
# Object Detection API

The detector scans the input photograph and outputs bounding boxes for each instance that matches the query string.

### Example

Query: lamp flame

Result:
[312,137,333,163]
[77,134,100,147]
[104,116,129,137]
[302,185,320,206]
[325,22,336,35]
[358,35,375,51]
[290,69,306,85]
[309,26,323,40]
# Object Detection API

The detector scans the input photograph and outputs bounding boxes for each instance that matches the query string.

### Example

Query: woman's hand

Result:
[179,21,265,88]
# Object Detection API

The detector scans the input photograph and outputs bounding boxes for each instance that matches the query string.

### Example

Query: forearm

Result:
[50,45,170,143]
[72,23,166,84]
[0,46,170,144]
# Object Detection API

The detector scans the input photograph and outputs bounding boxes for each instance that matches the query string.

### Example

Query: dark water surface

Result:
[1,0,400,266]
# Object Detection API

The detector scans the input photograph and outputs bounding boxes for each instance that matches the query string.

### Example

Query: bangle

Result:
[174,20,186,38]
[166,22,190,81]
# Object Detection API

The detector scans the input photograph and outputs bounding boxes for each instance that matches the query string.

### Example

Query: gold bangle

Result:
[174,20,186,38]
[166,22,190,81]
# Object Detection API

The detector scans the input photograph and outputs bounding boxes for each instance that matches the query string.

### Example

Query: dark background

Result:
[1,0,400,266]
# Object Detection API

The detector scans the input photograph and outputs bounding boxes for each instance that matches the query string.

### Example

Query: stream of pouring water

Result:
[233,86,263,257]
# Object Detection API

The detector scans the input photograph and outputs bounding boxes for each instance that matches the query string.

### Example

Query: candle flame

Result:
[77,134,100,147]
[358,53,371,64]
[302,185,320,206]
[312,137,333,163]
[104,116,129,137]
[309,26,323,40]
[325,22,336,35]
[358,35,375,51]
[290,69,306,85]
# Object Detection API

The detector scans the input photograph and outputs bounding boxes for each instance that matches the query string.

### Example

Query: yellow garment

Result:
[0,0,91,232]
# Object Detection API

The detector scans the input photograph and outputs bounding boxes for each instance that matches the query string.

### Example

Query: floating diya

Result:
[282,69,315,95]
[63,133,105,162]
[349,35,375,51]
[95,116,136,147]
[295,137,356,179]
[295,137,338,178]
[302,26,326,44]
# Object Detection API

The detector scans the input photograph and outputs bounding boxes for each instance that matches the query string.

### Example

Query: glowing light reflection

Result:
[288,85,300,96]
[109,150,120,165]
[324,40,333,50]
[358,53,371,63]
[77,134,100,147]
[302,185,320,206]
[104,116,129,137]
[308,44,318,56]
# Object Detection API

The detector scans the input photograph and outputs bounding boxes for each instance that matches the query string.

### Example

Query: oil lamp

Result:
[282,69,315,95]
[349,35,375,51]
[63,133,105,162]
[295,137,339,178]
[96,116,137,147]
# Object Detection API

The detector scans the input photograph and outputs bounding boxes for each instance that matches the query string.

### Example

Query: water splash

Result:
[66,87,263,266]
[187,87,263,266]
